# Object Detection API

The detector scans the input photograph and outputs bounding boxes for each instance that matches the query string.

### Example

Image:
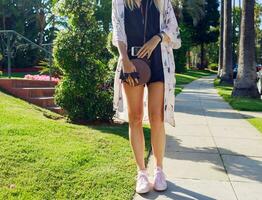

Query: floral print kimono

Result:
[111,0,181,127]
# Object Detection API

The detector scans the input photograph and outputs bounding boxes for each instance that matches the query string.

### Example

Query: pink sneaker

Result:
[135,169,151,194]
[153,167,167,191]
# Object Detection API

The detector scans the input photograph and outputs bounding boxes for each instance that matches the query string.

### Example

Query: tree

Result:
[232,0,260,98]
[95,0,112,33]
[218,0,224,77]
[171,0,206,72]
[220,0,233,84]
[190,0,220,69]
[172,0,205,24]
[232,6,241,66]
[255,2,262,64]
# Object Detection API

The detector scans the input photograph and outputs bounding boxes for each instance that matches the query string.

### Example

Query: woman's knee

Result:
[128,111,143,126]
[148,110,164,124]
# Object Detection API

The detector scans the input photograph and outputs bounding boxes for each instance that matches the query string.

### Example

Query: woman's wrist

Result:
[120,54,129,61]
[153,35,162,44]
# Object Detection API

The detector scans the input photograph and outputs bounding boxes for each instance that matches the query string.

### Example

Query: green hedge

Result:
[53,0,114,123]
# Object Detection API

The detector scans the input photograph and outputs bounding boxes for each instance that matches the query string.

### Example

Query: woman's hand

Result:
[121,57,139,87]
[137,35,161,59]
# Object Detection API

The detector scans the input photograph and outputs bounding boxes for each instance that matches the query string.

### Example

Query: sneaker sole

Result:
[136,188,151,194]
[153,186,168,192]
[136,190,150,194]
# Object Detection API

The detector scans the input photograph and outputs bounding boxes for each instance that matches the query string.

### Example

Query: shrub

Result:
[208,63,218,71]
[107,32,118,70]
[53,0,114,123]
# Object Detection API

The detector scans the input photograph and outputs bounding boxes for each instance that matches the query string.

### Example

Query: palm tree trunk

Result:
[218,0,224,77]
[232,0,260,98]
[232,0,236,67]
[220,0,233,85]
[239,0,242,45]
[2,3,6,30]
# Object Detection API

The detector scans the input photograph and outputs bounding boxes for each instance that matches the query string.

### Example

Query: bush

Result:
[208,63,218,71]
[53,0,114,123]
[106,32,118,72]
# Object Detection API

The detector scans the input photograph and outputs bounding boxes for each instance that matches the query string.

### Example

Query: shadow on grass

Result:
[86,122,152,163]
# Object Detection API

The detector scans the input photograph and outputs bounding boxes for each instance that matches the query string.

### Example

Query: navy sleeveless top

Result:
[124,0,164,84]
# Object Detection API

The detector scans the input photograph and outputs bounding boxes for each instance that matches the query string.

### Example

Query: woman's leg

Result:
[147,81,165,169]
[123,82,146,170]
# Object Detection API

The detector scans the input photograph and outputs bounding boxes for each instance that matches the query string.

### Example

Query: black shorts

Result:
[120,45,165,87]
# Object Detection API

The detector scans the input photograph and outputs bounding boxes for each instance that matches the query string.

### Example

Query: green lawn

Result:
[0,69,216,199]
[175,69,216,95]
[214,79,262,111]
[248,118,262,133]
[0,91,151,200]
[214,79,262,133]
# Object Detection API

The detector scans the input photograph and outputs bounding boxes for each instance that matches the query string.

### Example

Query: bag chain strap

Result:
[140,0,149,44]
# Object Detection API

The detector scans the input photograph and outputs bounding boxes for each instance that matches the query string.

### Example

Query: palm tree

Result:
[220,0,233,84]
[172,0,205,25]
[36,8,46,46]
[232,0,260,98]
[218,0,224,77]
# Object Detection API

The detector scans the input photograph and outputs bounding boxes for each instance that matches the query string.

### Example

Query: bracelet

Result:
[156,33,163,43]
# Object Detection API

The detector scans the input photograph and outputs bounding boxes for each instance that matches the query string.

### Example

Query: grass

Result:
[214,79,262,133]
[0,91,151,200]
[248,118,262,133]
[0,68,216,199]
[214,79,262,112]
[175,69,216,95]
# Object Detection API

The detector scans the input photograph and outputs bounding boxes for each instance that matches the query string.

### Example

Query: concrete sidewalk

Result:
[134,75,262,200]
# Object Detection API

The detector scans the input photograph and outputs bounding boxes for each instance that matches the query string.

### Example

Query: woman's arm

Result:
[111,0,127,47]
[161,0,181,49]
[111,0,138,86]
[116,41,138,86]
[116,41,128,60]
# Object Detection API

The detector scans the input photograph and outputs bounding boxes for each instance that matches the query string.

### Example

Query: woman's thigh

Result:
[147,81,164,122]
[123,82,145,117]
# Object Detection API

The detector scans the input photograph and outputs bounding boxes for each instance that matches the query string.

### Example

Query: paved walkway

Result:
[134,75,262,200]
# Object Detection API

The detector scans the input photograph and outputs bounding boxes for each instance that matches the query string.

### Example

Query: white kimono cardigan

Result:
[111,0,181,127]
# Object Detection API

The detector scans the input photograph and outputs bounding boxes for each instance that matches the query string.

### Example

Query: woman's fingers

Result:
[129,75,135,87]
[137,46,147,58]
[138,47,150,58]
[137,44,151,58]
[127,75,132,86]
[147,50,153,59]
[137,45,145,56]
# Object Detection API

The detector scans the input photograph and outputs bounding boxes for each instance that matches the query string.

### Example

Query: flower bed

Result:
[24,74,60,83]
